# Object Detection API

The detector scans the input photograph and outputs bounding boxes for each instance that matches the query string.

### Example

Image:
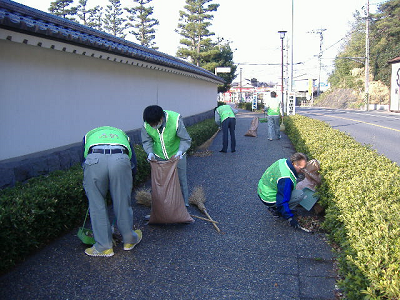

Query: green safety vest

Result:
[144,110,181,160]
[84,126,132,158]
[258,159,297,203]
[267,98,281,116]
[217,105,235,122]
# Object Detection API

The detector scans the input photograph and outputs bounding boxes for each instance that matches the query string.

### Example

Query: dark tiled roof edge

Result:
[0,0,225,84]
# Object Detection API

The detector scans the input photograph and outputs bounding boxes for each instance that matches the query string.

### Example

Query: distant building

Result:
[0,1,224,188]
[219,84,274,103]
[388,55,400,112]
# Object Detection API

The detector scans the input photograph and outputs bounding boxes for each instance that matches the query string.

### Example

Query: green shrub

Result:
[133,144,150,186]
[284,115,400,299]
[187,118,219,154]
[0,118,218,274]
[0,164,86,273]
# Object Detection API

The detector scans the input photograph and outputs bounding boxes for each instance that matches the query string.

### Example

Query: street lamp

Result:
[278,30,287,115]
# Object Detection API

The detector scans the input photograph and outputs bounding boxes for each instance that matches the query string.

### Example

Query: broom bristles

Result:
[135,188,152,207]
[189,186,207,212]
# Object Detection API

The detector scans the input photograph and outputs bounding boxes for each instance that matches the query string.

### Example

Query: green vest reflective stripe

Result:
[257,159,297,203]
[217,105,235,122]
[84,126,132,158]
[267,98,281,116]
[144,110,181,160]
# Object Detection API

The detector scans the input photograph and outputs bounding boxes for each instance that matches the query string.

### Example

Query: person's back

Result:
[265,92,281,140]
[215,103,237,153]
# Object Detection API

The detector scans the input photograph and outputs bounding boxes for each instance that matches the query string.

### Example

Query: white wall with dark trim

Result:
[0,36,218,161]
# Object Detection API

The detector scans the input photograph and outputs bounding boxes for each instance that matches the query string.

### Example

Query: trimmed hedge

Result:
[284,115,400,299]
[0,165,86,273]
[0,118,218,274]
[186,118,219,154]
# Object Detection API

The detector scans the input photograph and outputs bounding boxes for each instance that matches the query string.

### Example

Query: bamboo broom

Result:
[189,186,221,232]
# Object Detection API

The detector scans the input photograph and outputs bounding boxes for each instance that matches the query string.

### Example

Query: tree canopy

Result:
[125,0,159,49]
[103,0,128,38]
[48,0,77,20]
[176,1,237,91]
[329,0,400,88]
[176,0,220,67]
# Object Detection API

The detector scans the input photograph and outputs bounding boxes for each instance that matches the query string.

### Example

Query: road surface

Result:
[296,107,400,165]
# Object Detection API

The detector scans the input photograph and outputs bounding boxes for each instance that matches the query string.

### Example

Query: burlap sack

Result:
[149,157,194,224]
[244,117,259,137]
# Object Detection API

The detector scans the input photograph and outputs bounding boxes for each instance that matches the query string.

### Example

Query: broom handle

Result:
[82,208,90,228]
[191,214,219,224]
[204,210,221,232]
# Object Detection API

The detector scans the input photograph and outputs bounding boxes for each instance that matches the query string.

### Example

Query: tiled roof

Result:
[0,0,224,84]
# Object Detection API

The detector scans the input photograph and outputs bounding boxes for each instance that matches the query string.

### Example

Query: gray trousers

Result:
[267,115,281,140]
[83,151,139,251]
[156,155,189,206]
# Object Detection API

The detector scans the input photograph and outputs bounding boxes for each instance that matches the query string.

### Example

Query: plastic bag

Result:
[244,117,259,137]
[149,157,194,224]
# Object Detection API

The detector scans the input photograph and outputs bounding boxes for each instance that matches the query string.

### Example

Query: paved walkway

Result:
[0,110,336,300]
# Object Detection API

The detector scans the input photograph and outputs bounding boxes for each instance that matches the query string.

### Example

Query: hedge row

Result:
[0,118,218,274]
[186,118,219,153]
[284,115,400,299]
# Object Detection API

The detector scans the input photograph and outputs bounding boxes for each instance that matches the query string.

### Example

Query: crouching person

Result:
[82,126,142,257]
[257,153,307,229]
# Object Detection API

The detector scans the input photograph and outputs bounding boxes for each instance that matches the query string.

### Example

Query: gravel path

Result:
[0,110,336,300]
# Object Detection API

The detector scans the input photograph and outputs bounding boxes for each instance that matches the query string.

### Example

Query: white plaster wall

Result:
[0,39,217,160]
[390,62,400,111]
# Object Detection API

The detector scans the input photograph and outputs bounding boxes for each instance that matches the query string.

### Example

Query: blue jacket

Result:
[276,159,298,219]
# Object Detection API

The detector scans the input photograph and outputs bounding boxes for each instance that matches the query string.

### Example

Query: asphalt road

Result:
[296,107,400,165]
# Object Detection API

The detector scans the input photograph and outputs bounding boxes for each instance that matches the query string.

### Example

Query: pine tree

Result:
[103,0,128,38]
[88,6,104,31]
[125,0,159,49]
[76,0,90,25]
[48,0,77,21]
[176,0,219,66]
[201,39,237,92]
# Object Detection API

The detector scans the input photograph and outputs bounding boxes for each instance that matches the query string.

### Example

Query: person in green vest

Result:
[264,91,282,141]
[257,152,308,229]
[141,105,192,206]
[82,126,142,257]
[215,103,238,153]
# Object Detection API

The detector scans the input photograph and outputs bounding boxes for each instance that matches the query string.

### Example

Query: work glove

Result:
[147,153,155,161]
[175,151,183,160]
[288,217,299,229]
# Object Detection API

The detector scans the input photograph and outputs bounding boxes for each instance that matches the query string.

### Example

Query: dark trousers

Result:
[221,117,236,152]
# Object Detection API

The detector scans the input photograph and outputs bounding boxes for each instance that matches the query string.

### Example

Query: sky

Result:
[15,0,375,87]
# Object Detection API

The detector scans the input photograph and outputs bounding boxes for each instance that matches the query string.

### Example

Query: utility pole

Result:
[365,0,370,111]
[239,67,243,103]
[278,31,287,115]
[308,28,326,96]
[290,0,294,92]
